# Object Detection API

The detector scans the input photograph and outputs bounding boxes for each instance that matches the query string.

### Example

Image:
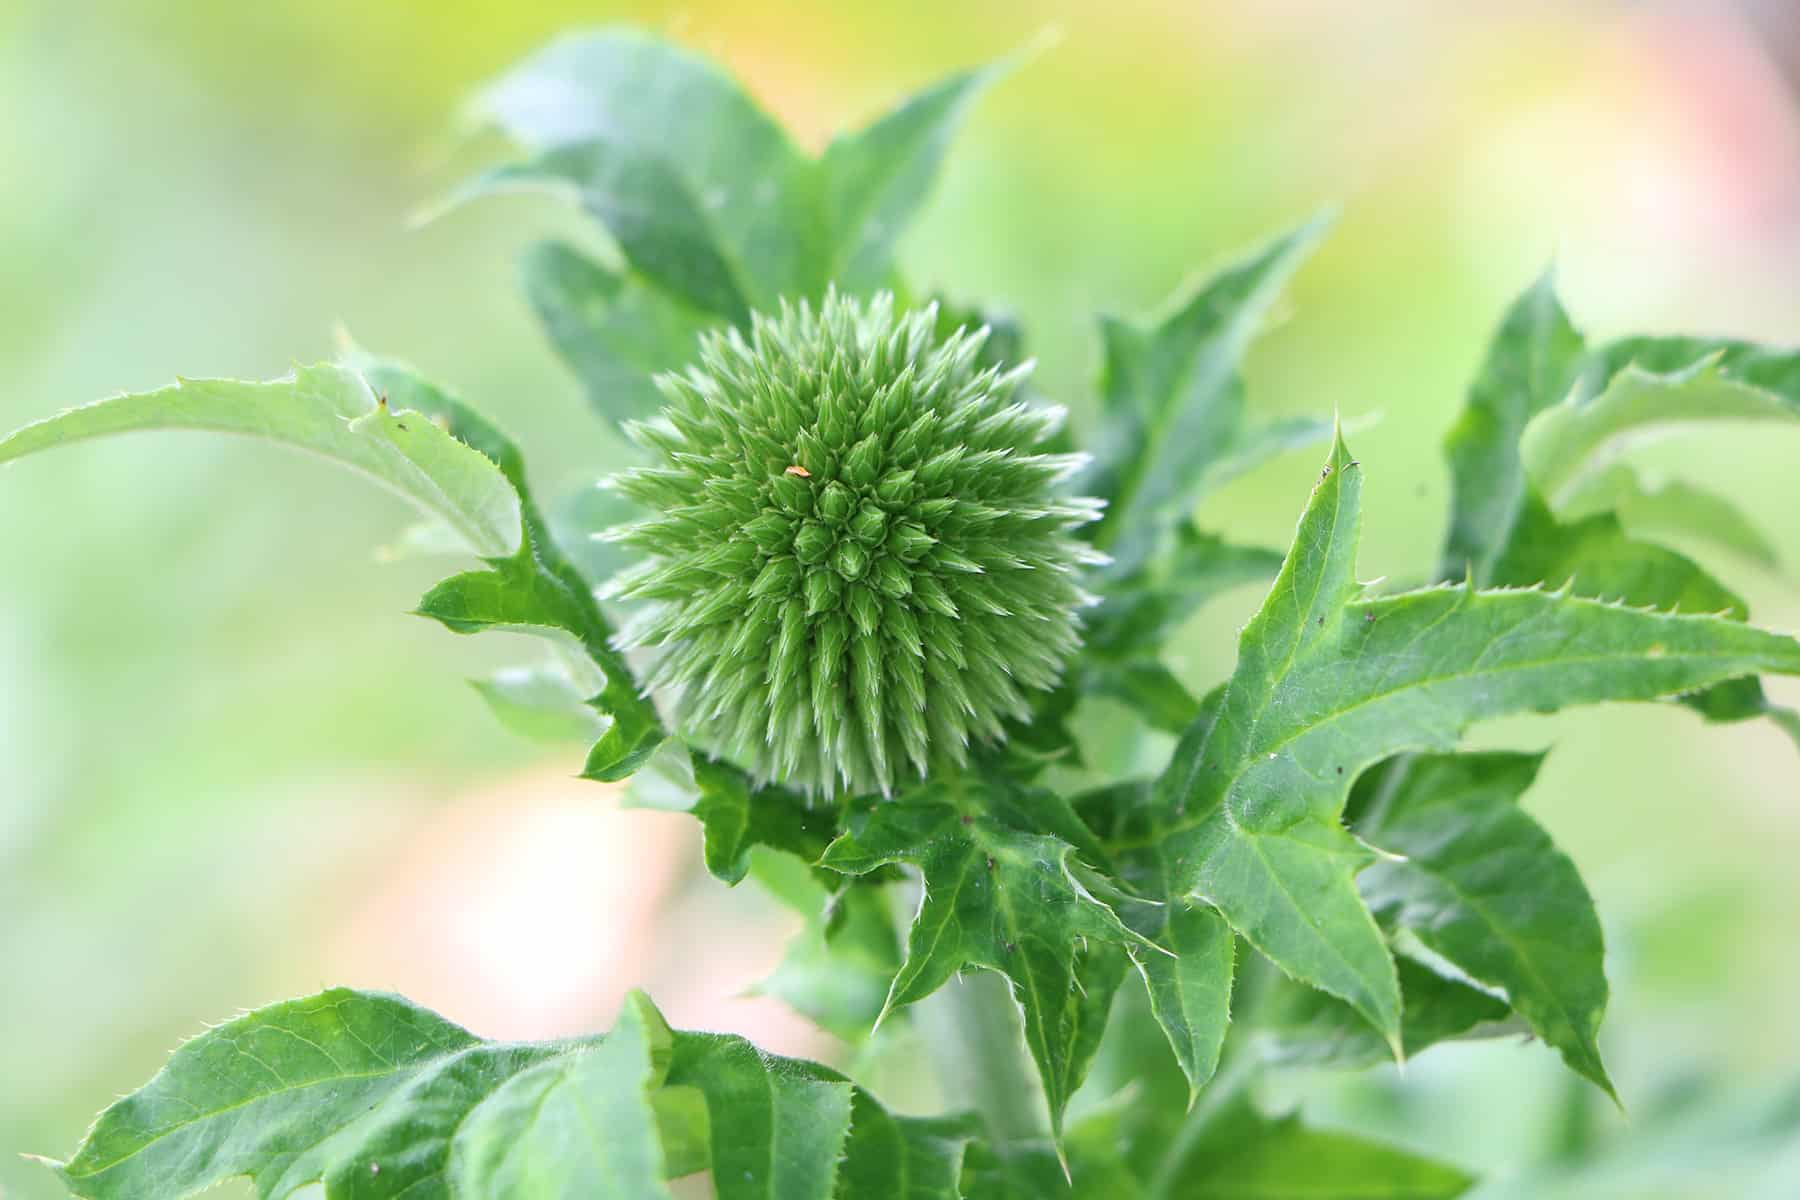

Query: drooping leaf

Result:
[472,28,824,313]
[519,239,715,425]
[819,772,1145,1135]
[821,53,1015,292]
[41,988,954,1200]
[360,361,667,781]
[0,364,522,558]
[470,663,607,744]
[1442,284,1792,737]
[1439,269,1585,585]
[448,991,674,1198]
[1145,434,1800,1051]
[1557,464,1778,567]
[1353,752,1615,1097]
[1524,343,1800,513]
[0,359,666,780]
[1085,216,1332,576]
[1148,1092,1475,1199]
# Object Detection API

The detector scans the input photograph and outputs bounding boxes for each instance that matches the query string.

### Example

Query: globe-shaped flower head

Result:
[605,292,1102,795]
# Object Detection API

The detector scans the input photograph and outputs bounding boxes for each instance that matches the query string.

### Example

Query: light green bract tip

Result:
[603,291,1103,795]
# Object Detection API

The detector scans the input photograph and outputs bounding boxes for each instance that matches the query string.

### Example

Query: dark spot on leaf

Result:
[1335,766,1343,775]
[960,813,974,826]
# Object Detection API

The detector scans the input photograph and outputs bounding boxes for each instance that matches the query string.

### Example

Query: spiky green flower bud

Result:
[604,292,1102,794]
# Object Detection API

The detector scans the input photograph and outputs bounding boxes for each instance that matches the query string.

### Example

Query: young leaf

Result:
[0,364,522,558]
[470,663,608,744]
[1085,216,1332,576]
[1443,284,1792,735]
[472,28,824,312]
[474,145,755,322]
[1439,269,1585,585]
[1557,465,1778,567]
[1354,752,1614,1097]
[1524,346,1800,511]
[1147,434,1800,1050]
[448,991,674,1198]
[819,773,1144,1135]
[519,239,715,426]
[821,53,1015,292]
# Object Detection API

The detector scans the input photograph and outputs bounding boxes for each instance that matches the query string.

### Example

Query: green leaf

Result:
[821,53,1014,292]
[519,239,715,426]
[819,773,1145,1135]
[470,663,607,744]
[747,852,901,1042]
[837,1100,980,1200]
[1250,956,1512,1070]
[1150,1093,1474,1199]
[689,755,844,885]
[1145,435,1800,1050]
[1522,349,1800,512]
[1355,752,1615,1097]
[1441,284,1791,736]
[474,144,754,322]
[1076,779,1234,1103]
[665,1032,855,1200]
[0,364,522,558]
[472,28,824,313]
[1086,216,1331,576]
[448,991,674,1198]
[1440,269,1585,585]
[1489,497,1796,736]
[362,361,667,781]
[48,988,499,1198]
[43,987,949,1200]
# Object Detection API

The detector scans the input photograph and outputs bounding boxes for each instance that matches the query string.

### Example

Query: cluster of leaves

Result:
[8,26,1800,1200]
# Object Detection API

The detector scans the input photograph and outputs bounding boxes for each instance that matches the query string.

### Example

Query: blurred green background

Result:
[4,1,1800,1196]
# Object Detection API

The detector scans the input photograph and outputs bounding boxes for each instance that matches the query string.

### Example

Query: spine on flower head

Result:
[602,290,1104,796]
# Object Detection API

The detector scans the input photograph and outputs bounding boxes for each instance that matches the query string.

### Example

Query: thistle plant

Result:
[607,292,1100,794]
[9,26,1800,1200]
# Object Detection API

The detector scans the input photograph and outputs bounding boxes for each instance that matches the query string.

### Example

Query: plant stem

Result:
[913,970,1045,1144]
